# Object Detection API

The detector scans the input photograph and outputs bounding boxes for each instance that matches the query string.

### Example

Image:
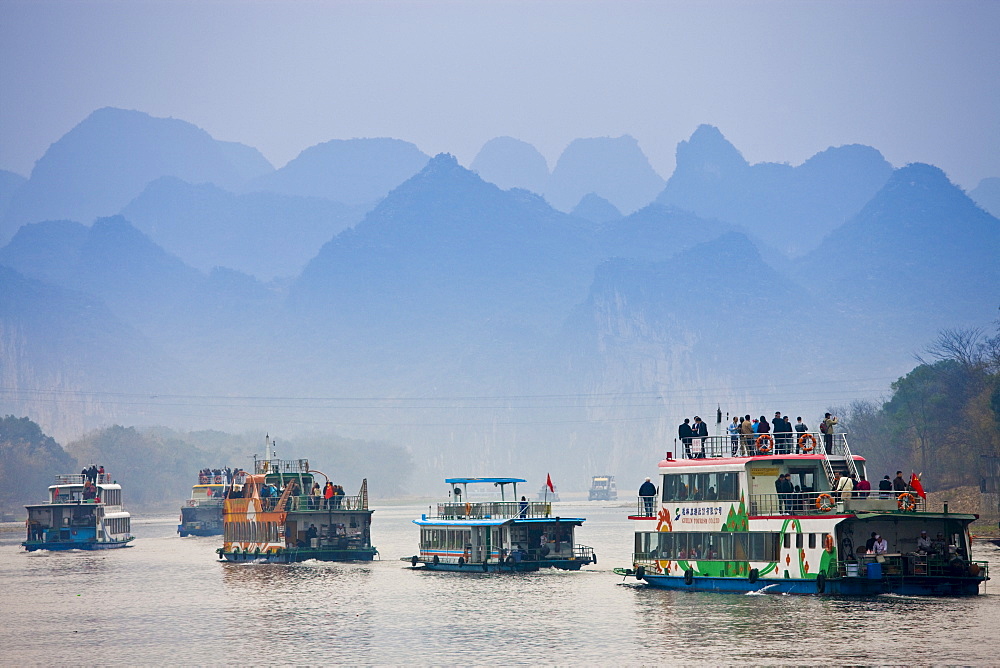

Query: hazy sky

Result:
[1,0,998,190]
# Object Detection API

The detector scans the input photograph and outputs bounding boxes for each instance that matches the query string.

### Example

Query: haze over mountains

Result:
[1,107,997,491]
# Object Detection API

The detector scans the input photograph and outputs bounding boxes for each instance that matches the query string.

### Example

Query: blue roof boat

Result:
[402,477,596,572]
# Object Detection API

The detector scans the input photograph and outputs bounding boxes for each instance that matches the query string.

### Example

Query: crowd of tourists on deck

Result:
[198,467,244,484]
[221,475,349,510]
[80,464,106,483]
[677,411,843,458]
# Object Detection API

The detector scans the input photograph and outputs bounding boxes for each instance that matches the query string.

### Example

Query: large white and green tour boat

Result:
[616,430,989,595]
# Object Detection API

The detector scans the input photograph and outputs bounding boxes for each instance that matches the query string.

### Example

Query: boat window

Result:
[809,533,817,549]
[661,472,740,502]
[784,533,791,549]
[795,533,803,549]
[642,531,781,561]
[788,469,817,494]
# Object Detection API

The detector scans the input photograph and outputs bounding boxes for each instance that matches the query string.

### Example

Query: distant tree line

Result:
[0,415,76,511]
[0,421,414,512]
[840,321,1000,491]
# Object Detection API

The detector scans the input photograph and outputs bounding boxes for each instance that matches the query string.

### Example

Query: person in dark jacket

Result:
[772,412,791,454]
[678,419,694,458]
[879,475,893,497]
[893,471,907,492]
[639,477,657,516]
[693,416,709,458]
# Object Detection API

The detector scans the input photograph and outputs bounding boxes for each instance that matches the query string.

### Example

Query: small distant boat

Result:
[178,469,243,537]
[216,455,376,563]
[538,484,560,502]
[22,469,134,551]
[403,477,596,572]
[588,475,617,501]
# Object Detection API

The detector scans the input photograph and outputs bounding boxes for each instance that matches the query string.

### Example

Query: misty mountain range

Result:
[1,107,998,491]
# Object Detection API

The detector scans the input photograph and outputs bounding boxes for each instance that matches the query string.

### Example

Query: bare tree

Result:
[917,327,986,369]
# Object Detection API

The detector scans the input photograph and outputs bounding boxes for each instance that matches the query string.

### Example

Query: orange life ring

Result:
[755,434,774,453]
[798,433,816,453]
[824,534,835,553]
[897,492,917,511]
[815,493,835,512]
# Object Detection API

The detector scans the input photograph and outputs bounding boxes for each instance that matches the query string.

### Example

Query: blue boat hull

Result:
[22,539,133,551]
[408,556,592,572]
[638,573,985,596]
[411,560,538,573]
[178,524,223,537]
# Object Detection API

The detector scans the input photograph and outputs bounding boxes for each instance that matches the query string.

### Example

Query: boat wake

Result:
[745,583,781,596]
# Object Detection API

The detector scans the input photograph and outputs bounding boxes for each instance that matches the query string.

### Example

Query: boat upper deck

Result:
[665,431,850,463]
[427,477,577,523]
[623,431,935,518]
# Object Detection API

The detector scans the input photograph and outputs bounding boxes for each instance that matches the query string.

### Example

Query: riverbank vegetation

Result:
[841,323,1000,493]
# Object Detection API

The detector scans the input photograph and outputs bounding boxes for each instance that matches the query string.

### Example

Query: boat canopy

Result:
[445,478,527,485]
[446,477,528,502]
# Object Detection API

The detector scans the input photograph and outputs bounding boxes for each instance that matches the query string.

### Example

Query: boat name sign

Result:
[673,505,726,528]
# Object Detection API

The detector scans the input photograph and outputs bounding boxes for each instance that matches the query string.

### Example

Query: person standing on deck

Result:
[678,419,694,459]
[893,471,907,492]
[822,413,838,454]
[740,415,754,454]
[639,477,657,516]
[323,481,335,509]
[879,475,893,497]
[775,474,791,514]
[728,417,740,455]
[693,416,709,458]
[773,413,791,454]
[793,417,808,453]
[835,472,854,501]
[756,416,771,454]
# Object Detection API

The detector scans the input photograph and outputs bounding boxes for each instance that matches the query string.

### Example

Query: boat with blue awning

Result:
[402,477,596,572]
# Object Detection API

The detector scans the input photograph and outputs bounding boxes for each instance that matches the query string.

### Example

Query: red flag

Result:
[546,473,554,492]
[910,473,926,499]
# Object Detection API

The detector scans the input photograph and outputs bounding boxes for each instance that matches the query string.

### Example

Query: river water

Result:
[2,501,998,665]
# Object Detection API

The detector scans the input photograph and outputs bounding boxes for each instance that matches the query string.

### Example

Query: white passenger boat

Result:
[403,477,596,572]
[616,431,989,595]
[23,471,134,551]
